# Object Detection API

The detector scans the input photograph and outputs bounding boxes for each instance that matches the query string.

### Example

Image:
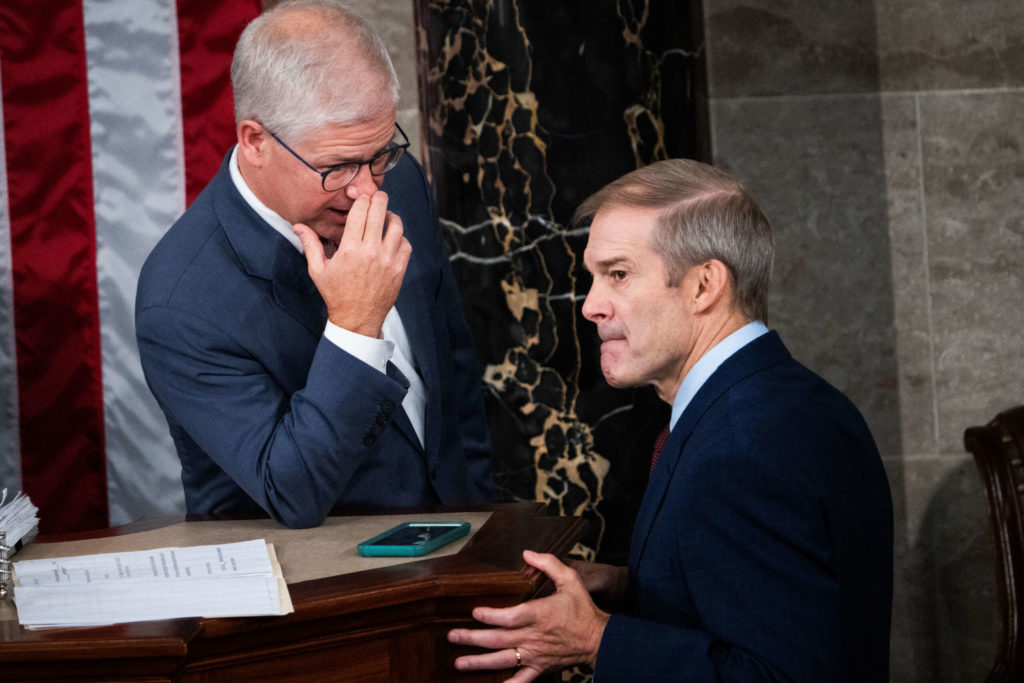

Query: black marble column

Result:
[415,0,707,561]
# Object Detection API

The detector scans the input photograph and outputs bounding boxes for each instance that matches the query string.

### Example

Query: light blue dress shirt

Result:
[669,321,769,430]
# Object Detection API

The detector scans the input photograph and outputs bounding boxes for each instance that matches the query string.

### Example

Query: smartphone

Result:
[357,521,471,557]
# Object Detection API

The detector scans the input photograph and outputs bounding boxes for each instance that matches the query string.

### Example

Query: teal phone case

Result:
[357,521,471,557]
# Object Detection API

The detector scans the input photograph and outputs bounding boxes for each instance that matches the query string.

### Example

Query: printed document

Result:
[13,539,293,627]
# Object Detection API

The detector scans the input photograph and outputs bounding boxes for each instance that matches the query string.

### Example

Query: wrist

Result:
[323,321,392,372]
[326,311,383,339]
[586,609,610,667]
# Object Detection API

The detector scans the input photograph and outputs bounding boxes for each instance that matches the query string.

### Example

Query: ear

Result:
[691,259,733,315]
[236,119,269,169]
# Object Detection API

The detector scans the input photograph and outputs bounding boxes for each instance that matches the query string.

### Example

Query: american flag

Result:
[0,0,262,534]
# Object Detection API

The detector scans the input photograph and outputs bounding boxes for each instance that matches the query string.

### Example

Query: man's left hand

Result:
[447,550,610,682]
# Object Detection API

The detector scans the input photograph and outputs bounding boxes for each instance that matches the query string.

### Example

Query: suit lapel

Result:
[394,254,440,456]
[629,332,793,572]
[211,152,326,337]
[272,244,327,336]
[212,150,437,452]
[382,359,424,451]
[628,403,699,580]
[382,162,442,457]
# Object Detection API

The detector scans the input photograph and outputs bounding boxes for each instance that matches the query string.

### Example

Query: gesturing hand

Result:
[293,191,411,338]
[447,550,610,682]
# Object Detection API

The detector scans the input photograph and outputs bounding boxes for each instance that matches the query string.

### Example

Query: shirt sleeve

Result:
[323,321,394,373]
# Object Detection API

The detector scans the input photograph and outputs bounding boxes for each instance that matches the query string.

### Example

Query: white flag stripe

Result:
[84,0,185,525]
[0,61,22,491]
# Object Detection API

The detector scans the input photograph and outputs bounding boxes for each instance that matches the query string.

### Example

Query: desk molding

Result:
[0,503,584,682]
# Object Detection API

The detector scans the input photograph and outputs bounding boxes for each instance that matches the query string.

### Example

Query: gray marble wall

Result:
[362,0,1022,680]
[704,1,1024,681]
[339,0,423,162]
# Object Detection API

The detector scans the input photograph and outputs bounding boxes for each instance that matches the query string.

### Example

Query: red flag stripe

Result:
[176,0,262,205]
[0,3,108,532]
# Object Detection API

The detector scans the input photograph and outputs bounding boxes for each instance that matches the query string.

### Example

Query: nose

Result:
[581,282,608,323]
[345,163,381,200]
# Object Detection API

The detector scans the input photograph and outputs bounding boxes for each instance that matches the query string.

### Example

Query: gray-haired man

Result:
[449,159,892,682]
[137,0,493,528]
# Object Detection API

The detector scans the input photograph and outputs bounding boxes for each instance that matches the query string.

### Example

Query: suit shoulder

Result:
[696,358,879,468]
[382,156,437,231]
[386,153,430,191]
[730,358,864,424]
[137,193,233,310]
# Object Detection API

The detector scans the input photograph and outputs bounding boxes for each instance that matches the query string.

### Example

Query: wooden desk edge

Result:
[0,503,585,671]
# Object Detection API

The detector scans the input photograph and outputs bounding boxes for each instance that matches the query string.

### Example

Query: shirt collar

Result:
[669,320,769,430]
[229,145,304,253]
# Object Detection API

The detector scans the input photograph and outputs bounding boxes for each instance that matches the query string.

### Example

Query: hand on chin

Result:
[313,211,349,255]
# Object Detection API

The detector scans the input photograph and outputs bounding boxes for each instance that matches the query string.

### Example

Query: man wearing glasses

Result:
[136,0,493,528]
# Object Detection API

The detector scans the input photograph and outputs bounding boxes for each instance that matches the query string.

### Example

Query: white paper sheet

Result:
[12,539,292,627]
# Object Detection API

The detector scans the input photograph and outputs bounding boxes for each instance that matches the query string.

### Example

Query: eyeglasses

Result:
[268,123,410,191]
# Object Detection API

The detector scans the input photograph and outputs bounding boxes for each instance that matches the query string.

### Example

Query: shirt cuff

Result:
[323,322,394,373]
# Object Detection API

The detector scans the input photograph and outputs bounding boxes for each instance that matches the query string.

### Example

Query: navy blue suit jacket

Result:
[594,332,892,681]
[136,152,493,528]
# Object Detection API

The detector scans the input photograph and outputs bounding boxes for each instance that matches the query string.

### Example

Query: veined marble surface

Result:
[415,0,704,559]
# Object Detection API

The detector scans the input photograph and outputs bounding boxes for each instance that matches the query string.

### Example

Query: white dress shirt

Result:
[229,146,426,447]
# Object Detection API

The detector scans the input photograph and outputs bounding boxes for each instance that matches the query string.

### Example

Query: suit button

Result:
[429,467,438,480]
[381,400,395,414]
[376,413,389,425]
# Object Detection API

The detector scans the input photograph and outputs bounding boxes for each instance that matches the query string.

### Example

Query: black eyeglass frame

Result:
[268,123,410,192]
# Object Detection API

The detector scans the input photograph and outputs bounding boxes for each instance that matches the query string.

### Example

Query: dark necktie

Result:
[650,424,670,475]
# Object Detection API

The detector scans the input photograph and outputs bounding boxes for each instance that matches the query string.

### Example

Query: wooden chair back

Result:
[965,405,1024,683]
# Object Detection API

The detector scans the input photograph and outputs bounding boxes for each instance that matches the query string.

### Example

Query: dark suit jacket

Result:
[594,332,893,681]
[136,152,493,528]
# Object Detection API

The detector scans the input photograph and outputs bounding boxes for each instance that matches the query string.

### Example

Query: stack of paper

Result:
[12,539,293,628]
[0,489,39,551]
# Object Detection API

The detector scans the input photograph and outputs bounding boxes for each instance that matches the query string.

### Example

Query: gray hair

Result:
[574,159,774,323]
[231,0,400,142]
